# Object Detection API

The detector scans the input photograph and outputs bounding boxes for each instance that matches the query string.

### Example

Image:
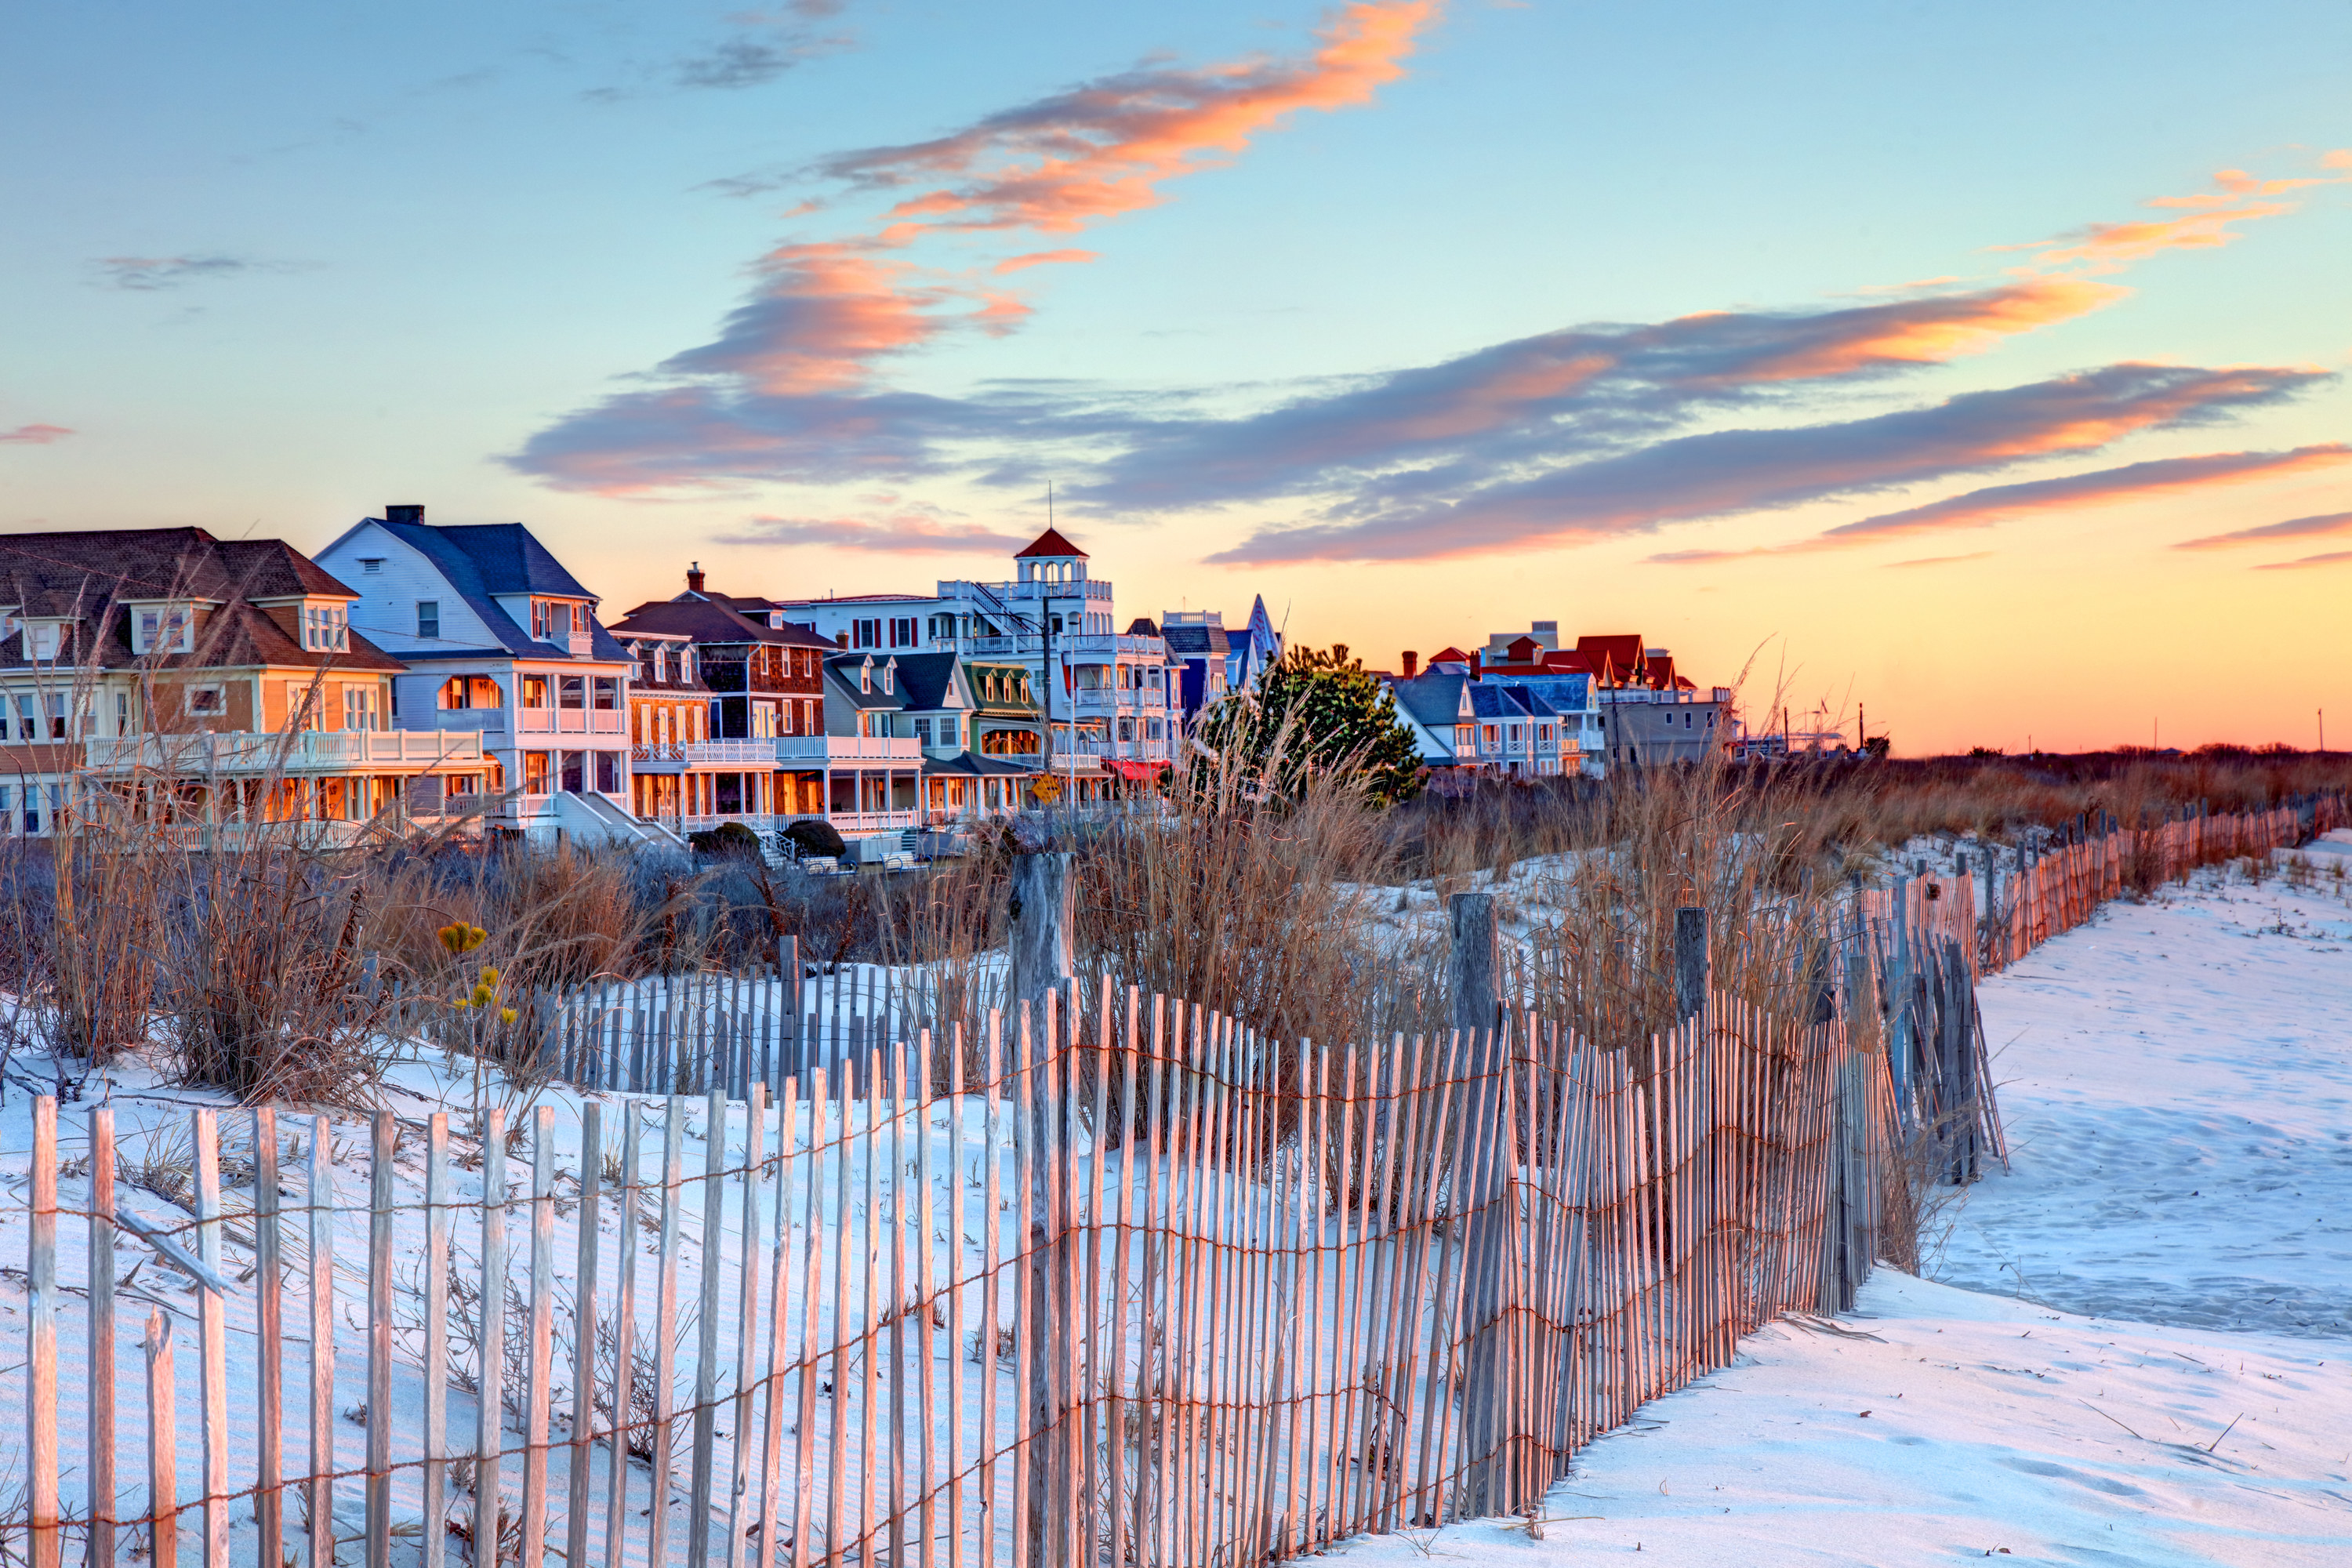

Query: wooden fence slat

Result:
[756,1075,796,1568]
[92,1105,120,1568]
[424,1113,452,1568]
[146,1312,177,1568]
[648,1099,685,1568]
[308,1117,336,1568]
[605,1105,644,1568]
[568,1102,604,1568]
[367,1110,397,1568]
[192,1109,229,1568]
[726,1084,768,1568]
[789,1066,830,1568]
[521,1107,558,1568]
[477,1108,509,1568]
[28,1097,60,1568]
[688,1085,730,1568]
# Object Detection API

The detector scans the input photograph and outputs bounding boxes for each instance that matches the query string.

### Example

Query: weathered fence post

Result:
[1446,892,1500,1036]
[1445,891,1509,1516]
[1008,852,1073,1018]
[1672,906,1708,1022]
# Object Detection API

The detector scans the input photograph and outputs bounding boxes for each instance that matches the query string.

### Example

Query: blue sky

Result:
[6,2,2350,749]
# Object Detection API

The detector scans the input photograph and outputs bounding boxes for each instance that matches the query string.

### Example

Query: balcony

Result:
[424,708,508,734]
[515,708,626,734]
[774,735,923,764]
[1072,689,1168,717]
[682,739,783,768]
[631,743,686,774]
[85,730,486,775]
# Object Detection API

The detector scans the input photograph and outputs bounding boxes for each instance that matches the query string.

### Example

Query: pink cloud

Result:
[1,423,73,445]
[2252,550,2352,571]
[2016,152,2352,275]
[820,2,1442,236]
[993,249,1100,274]
[2174,506,2352,550]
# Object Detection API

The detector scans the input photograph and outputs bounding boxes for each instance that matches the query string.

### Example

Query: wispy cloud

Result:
[994,249,1100,274]
[713,510,1033,552]
[1215,364,2328,564]
[1884,552,1992,568]
[88,254,300,291]
[0,423,74,445]
[517,2,1443,493]
[2009,154,2352,275]
[811,0,1439,236]
[2173,506,2352,550]
[1084,278,2118,511]
[1650,442,2351,564]
[2252,549,2352,571]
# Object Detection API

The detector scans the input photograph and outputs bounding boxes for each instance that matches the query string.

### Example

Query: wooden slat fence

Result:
[14,985,1885,1568]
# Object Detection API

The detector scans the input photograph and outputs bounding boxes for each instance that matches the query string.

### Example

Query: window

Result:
[187,685,226,718]
[651,644,667,683]
[417,601,439,640]
[592,677,619,710]
[31,624,61,662]
[136,607,191,654]
[751,702,777,739]
[680,646,695,684]
[561,750,585,793]
[595,751,620,793]
[1117,717,1134,742]
[881,662,893,695]
[302,604,348,652]
[343,686,377,731]
[572,603,589,633]
[558,676,586,710]
[1147,718,1163,741]
[858,660,872,694]
[848,618,880,649]
[532,601,550,639]
[521,674,550,708]
[889,616,917,648]
[115,691,135,735]
[781,699,798,736]
[46,693,68,739]
[913,717,933,746]
[523,751,552,793]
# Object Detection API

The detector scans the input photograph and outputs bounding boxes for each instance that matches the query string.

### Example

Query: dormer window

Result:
[134,607,193,655]
[679,645,695,684]
[31,622,65,662]
[858,657,873,695]
[301,604,348,652]
[882,659,894,695]
[652,644,669,683]
[529,599,587,641]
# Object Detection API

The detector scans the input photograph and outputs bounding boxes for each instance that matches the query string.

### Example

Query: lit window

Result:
[302,604,348,652]
[343,686,377,731]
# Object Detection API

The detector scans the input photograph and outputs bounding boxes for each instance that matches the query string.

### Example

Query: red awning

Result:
[1102,757,1164,783]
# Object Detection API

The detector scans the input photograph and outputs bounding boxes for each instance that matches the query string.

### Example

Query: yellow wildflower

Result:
[498,1007,517,1025]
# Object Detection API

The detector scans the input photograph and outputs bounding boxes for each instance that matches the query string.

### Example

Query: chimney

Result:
[1401,651,1418,678]
[834,631,849,649]
[1469,650,1483,681]
[386,503,423,525]
[686,561,706,594]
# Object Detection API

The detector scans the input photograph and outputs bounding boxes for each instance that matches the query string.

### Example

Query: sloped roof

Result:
[1162,622,1229,656]
[1014,526,1087,559]
[1426,645,1472,666]
[0,528,402,673]
[1124,617,1160,637]
[822,652,905,710]
[361,516,628,660]
[887,651,967,711]
[1389,670,1471,730]
[611,598,830,649]
[1575,633,1646,684]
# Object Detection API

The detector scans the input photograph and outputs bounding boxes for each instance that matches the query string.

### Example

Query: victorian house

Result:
[0,526,481,838]
[314,507,661,844]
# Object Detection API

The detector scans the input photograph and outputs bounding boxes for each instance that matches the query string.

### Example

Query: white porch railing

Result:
[684,739,785,768]
[515,709,627,734]
[84,731,486,773]
[774,735,924,764]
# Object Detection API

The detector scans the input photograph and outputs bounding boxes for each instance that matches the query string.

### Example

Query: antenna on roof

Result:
[1047,480,1054,529]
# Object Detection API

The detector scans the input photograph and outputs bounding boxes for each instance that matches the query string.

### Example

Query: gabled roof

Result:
[0,528,402,673]
[1388,670,1472,730]
[377,519,593,601]
[1162,622,1229,656]
[611,598,830,648]
[822,652,905,710]
[887,651,968,711]
[1426,646,1472,666]
[1575,633,1646,685]
[350,515,628,661]
[1014,526,1087,559]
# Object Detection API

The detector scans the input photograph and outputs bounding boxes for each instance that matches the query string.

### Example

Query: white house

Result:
[315,506,671,846]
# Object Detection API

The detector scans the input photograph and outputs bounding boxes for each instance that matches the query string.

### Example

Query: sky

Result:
[5,0,2350,754]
